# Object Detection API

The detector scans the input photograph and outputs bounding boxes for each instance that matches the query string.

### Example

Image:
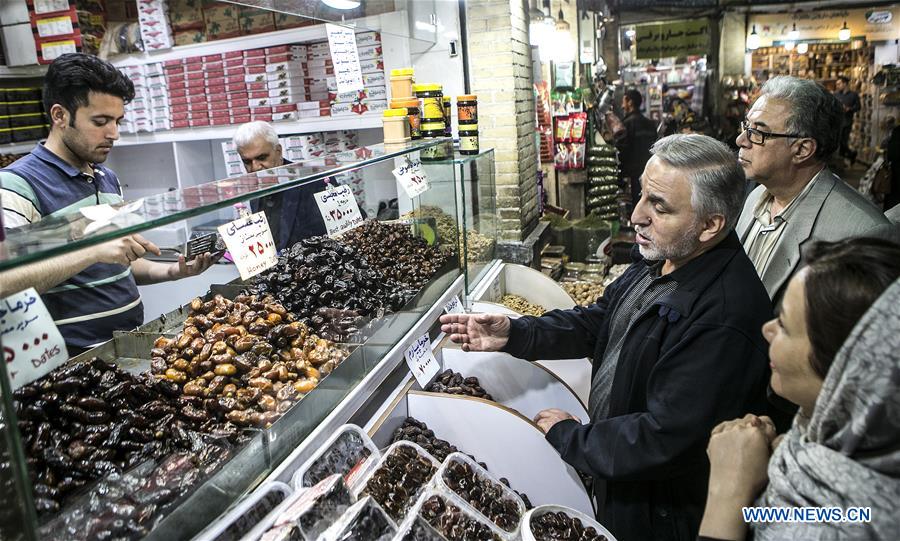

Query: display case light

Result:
[784,41,795,51]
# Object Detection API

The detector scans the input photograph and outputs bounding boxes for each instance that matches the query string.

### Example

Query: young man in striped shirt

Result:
[1,53,216,355]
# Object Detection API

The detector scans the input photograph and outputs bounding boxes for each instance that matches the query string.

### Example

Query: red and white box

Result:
[245,65,267,75]
[264,44,290,55]
[355,31,381,47]
[224,50,243,59]
[356,44,382,61]
[245,56,266,66]
[244,47,265,58]
[229,98,250,108]
[224,58,244,68]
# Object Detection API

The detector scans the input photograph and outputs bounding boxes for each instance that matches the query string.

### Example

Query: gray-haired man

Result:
[736,76,888,304]
[440,134,773,541]
[233,121,326,250]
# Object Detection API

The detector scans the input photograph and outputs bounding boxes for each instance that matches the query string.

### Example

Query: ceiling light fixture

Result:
[788,23,799,41]
[322,0,360,10]
[839,21,851,41]
[747,24,760,50]
[797,42,808,54]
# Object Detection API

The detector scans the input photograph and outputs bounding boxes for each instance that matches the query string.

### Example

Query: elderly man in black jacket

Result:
[441,134,772,541]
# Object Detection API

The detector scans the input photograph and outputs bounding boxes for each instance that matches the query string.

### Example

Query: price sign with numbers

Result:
[1,288,69,391]
[314,184,364,236]
[443,295,464,314]
[392,157,430,198]
[404,333,440,388]
[217,211,278,280]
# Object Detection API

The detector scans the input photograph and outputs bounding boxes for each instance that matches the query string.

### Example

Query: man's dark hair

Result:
[624,89,643,110]
[802,238,900,379]
[43,53,135,127]
[837,75,850,84]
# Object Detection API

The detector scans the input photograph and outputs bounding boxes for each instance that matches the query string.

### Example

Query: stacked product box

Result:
[28,0,85,63]
[137,0,174,51]
[0,87,48,144]
[220,131,360,173]
[325,31,387,116]
[120,62,169,133]
[221,141,244,176]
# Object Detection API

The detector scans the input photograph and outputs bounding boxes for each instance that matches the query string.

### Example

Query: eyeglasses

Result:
[740,120,802,145]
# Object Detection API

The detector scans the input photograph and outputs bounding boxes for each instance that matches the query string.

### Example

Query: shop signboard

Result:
[750,7,900,47]
[635,19,710,60]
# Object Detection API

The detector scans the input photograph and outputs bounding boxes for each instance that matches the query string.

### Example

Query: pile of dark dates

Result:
[419,494,501,541]
[443,459,522,532]
[530,511,608,541]
[251,237,413,338]
[362,443,437,522]
[150,293,348,428]
[339,221,451,289]
[392,418,533,509]
[425,369,494,401]
[13,357,239,521]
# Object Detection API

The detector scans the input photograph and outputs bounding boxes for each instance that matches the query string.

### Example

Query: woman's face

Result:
[761,268,825,415]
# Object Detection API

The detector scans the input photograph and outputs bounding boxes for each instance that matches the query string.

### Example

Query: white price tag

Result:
[392,157,430,198]
[1,288,69,391]
[326,23,364,94]
[443,295,464,314]
[404,333,440,388]
[217,211,278,281]
[314,184,364,236]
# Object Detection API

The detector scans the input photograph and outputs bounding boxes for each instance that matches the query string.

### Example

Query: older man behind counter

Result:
[441,134,773,541]
[232,121,326,250]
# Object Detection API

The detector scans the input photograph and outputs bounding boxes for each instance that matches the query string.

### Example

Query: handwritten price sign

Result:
[217,211,278,280]
[404,333,440,388]
[392,157,430,198]
[443,295,464,314]
[326,23,364,94]
[315,184,364,237]
[1,288,69,391]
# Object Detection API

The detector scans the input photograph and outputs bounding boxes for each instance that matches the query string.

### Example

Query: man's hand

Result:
[439,313,511,352]
[167,252,220,280]
[707,414,776,505]
[534,408,580,433]
[93,234,161,266]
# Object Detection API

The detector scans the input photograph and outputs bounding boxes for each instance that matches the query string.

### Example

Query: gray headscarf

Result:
[754,279,900,540]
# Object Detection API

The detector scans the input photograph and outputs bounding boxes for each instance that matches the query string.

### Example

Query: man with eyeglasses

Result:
[735,76,887,305]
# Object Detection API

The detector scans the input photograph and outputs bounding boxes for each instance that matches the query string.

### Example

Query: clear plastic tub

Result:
[391,514,448,541]
[247,473,354,541]
[399,486,509,541]
[193,481,292,541]
[319,495,397,541]
[432,452,526,537]
[354,440,441,524]
[522,504,617,541]
[292,424,380,489]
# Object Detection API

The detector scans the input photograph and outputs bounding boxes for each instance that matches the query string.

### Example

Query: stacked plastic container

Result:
[586,143,619,220]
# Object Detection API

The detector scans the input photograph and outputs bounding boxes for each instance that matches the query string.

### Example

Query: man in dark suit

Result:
[441,135,772,541]
[233,121,327,250]
[615,89,658,206]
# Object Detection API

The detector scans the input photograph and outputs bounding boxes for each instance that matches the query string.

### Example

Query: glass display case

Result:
[0,138,495,541]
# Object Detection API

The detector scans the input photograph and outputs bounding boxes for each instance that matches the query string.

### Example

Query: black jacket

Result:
[615,111,658,183]
[503,232,772,541]
[251,159,327,251]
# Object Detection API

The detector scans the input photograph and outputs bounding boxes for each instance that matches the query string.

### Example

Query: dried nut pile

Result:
[465,230,495,262]
[603,264,629,286]
[362,444,437,521]
[150,293,348,428]
[530,511,609,541]
[251,237,412,330]
[13,357,236,518]
[562,282,606,307]
[443,460,522,532]
[392,418,533,509]
[425,369,494,401]
[402,205,459,245]
[0,153,24,168]
[500,294,546,317]
[340,221,450,289]
[419,494,501,541]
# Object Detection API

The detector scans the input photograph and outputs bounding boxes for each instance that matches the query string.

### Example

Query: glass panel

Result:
[0,139,449,272]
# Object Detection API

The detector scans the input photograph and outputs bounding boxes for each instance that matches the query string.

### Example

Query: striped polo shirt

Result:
[1,143,143,348]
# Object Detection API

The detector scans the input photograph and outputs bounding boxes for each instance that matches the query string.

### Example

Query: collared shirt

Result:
[1,143,143,348]
[742,173,819,277]
[588,260,678,421]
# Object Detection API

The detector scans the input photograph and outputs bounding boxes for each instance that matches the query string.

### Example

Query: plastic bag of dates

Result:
[355,440,440,523]
[434,453,526,536]
[404,488,505,541]
[523,505,616,541]
[252,474,354,541]
[319,495,396,541]
[294,424,380,489]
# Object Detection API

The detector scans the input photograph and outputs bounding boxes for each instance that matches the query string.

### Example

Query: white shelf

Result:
[116,112,381,146]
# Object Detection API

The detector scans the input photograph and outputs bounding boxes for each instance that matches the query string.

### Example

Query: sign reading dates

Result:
[314,184,364,237]
[1,288,69,391]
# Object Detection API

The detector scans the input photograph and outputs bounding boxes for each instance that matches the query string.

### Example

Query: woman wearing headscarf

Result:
[698,238,900,541]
